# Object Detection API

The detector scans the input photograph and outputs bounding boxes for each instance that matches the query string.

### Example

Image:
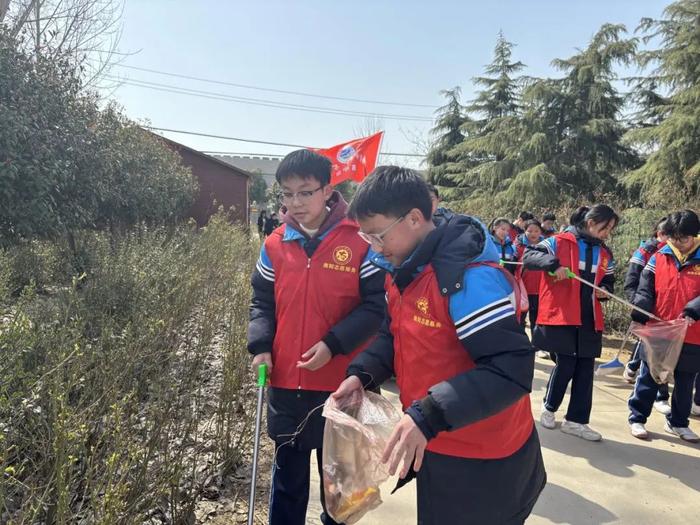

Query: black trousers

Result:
[416,428,546,525]
[269,444,341,525]
[543,354,595,424]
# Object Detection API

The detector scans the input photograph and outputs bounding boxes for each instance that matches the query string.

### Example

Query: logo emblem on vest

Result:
[416,297,429,315]
[413,297,442,329]
[333,246,352,265]
[323,246,357,274]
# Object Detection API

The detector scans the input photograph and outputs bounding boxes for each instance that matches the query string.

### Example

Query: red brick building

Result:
[157,135,251,227]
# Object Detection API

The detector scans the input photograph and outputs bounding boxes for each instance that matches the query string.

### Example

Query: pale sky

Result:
[104,0,668,168]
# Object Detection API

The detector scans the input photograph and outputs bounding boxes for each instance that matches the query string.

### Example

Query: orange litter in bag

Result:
[631,319,689,384]
[322,390,400,524]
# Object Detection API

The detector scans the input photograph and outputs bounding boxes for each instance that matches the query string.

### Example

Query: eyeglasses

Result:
[358,214,407,247]
[672,235,693,243]
[279,186,324,204]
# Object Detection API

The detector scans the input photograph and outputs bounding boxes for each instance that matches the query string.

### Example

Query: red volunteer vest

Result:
[653,252,700,345]
[387,265,533,459]
[536,232,610,332]
[266,219,371,391]
[516,243,543,295]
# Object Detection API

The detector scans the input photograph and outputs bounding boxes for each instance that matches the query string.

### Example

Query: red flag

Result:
[313,131,384,185]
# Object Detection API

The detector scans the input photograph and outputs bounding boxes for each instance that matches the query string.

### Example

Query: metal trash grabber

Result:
[248,363,268,525]
[550,268,663,322]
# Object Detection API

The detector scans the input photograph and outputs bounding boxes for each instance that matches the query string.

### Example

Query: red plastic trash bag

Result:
[631,319,689,384]
[322,390,400,524]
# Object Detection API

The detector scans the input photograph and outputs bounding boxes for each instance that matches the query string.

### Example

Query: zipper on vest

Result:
[298,257,312,389]
[396,292,404,382]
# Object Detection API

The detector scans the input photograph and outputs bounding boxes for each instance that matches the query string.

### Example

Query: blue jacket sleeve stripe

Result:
[645,255,657,274]
[538,236,556,255]
[450,266,517,340]
[256,245,275,282]
[457,303,516,340]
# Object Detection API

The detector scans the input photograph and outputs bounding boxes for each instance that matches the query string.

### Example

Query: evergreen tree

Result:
[623,0,700,206]
[448,32,526,202]
[426,87,468,190]
[501,24,638,208]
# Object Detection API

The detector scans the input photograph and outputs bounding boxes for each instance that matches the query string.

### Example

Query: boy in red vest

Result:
[332,167,546,524]
[629,209,700,442]
[247,150,386,525]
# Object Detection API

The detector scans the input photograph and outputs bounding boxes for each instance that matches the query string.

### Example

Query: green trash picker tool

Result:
[248,363,268,525]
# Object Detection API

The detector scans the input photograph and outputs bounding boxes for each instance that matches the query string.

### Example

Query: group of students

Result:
[246,148,699,525]
[487,208,700,443]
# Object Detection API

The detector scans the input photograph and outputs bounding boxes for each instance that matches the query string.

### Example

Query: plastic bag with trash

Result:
[631,319,689,384]
[322,390,400,524]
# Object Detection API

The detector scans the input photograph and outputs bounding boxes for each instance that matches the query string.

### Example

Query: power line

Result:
[113,63,436,109]
[146,126,426,158]
[107,75,433,122]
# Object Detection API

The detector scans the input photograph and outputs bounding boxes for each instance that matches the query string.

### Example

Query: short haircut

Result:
[348,166,432,221]
[275,149,331,186]
[524,219,543,231]
[542,212,556,222]
[427,183,439,199]
[519,211,535,221]
[662,210,700,238]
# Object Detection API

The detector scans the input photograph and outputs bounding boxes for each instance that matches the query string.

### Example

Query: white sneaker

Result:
[561,420,602,441]
[653,400,672,416]
[622,366,637,384]
[629,422,649,440]
[664,421,700,443]
[692,402,700,417]
[536,350,550,360]
[540,406,557,429]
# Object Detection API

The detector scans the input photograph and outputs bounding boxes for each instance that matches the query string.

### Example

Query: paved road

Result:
[308,357,700,524]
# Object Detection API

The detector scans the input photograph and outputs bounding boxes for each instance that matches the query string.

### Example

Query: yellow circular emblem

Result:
[333,246,352,265]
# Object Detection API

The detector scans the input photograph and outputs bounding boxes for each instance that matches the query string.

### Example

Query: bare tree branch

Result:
[6,0,125,90]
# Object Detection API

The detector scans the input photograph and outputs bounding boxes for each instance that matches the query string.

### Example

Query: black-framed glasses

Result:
[358,213,407,247]
[279,186,324,204]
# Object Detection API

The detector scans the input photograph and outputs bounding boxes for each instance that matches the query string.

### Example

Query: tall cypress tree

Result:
[623,0,700,206]
[500,23,639,207]
[426,87,469,190]
[448,32,526,202]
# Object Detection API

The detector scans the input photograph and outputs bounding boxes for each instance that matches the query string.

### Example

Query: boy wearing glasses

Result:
[332,166,546,524]
[629,209,700,443]
[247,149,385,525]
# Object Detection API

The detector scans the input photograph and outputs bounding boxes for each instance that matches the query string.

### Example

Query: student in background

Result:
[263,212,280,237]
[622,217,671,415]
[524,205,618,442]
[510,211,535,242]
[542,212,557,238]
[629,210,700,443]
[491,217,518,274]
[257,209,267,237]
[427,183,453,222]
[515,220,546,356]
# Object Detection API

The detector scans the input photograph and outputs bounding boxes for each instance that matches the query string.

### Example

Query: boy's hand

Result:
[382,414,428,479]
[331,375,364,403]
[552,266,570,281]
[252,352,273,373]
[684,316,696,326]
[297,341,332,371]
[595,290,608,299]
